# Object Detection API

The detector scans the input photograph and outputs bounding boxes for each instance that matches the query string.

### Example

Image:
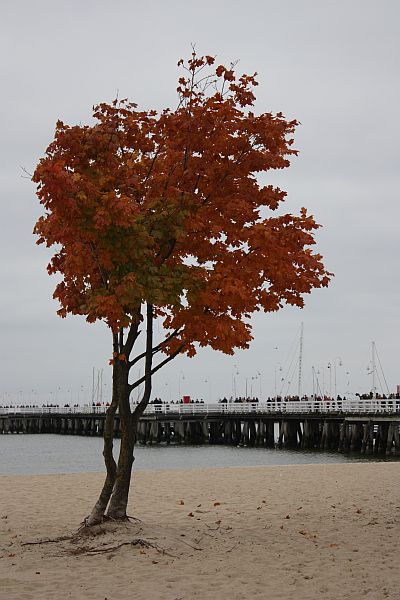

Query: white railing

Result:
[143,399,400,415]
[1,399,400,417]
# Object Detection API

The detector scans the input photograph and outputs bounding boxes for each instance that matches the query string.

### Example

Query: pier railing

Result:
[146,399,400,416]
[1,399,400,416]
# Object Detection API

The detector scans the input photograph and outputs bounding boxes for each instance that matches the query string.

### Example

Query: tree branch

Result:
[156,238,176,262]
[112,332,119,355]
[128,328,181,368]
[123,306,142,357]
[132,304,153,420]
[144,146,163,184]
[129,344,186,394]
[89,242,109,289]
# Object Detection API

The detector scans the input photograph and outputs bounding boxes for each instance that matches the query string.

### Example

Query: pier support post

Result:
[280,420,298,448]
[223,421,233,444]
[393,424,400,455]
[265,421,275,447]
[350,423,363,452]
[241,421,249,446]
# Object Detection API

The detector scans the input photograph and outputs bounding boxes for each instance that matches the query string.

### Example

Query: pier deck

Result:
[1,400,399,455]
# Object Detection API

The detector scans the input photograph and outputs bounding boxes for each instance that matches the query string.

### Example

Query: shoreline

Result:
[0,458,396,479]
[1,462,400,599]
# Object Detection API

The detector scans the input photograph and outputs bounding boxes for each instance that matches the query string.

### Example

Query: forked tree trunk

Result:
[85,358,138,525]
[86,303,181,526]
[86,305,153,525]
[107,304,153,520]
[106,421,136,519]
[85,402,118,525]
[106,366,135,520]
[85,351,124,526]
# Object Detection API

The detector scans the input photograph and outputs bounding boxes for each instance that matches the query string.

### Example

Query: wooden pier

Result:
[1,400,400,456]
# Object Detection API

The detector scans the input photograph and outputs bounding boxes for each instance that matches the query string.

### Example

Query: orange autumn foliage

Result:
[33,52,331,357]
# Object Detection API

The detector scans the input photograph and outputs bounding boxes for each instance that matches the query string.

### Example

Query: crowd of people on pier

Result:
[1,391,399,411]
[356,392,400,400]
[219,392,400,403]
[148,397,205,405]
[142,393,400,405]
[0,402,81,409]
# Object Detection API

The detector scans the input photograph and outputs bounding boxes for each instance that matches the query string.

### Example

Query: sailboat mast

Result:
[372,341,376,395]
[91,366,95,404]
[298,322,304,397]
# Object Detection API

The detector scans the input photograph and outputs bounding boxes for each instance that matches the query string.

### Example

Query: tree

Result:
[33,51,331,525]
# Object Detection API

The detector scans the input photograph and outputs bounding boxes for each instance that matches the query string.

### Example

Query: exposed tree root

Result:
[22,520,139,546]
[19,520,181,559]
[126,515,142,523]
[68,538,176,557]
[81,513,142,530]
[21,534,75,546]
[176,538,203,551]
[19,518,215,560]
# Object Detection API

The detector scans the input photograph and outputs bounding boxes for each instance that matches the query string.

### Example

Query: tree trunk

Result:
[106,379,134,519]
[106,416,136,519]
[85,332,125,526]
[86,355,134,524]
[85,400,118,525]
[107,304,153,520]
[86,303,182,525]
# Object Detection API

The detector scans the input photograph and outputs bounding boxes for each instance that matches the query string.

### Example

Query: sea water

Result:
[0,434,396,476]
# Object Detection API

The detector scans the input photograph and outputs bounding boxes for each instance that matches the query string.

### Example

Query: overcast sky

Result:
[1,0,399,404]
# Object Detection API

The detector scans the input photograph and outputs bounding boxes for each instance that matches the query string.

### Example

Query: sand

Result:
[1,462,400,599]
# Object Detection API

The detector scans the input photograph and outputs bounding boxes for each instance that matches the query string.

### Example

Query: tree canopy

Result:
[34,51,330,358]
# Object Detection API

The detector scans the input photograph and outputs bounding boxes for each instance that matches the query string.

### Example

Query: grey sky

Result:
[1,0,399,404]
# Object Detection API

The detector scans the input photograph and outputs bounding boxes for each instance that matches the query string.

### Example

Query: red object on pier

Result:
[183,395,190,404]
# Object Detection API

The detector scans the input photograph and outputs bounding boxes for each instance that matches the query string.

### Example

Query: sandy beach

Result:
[1,462,399,599]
